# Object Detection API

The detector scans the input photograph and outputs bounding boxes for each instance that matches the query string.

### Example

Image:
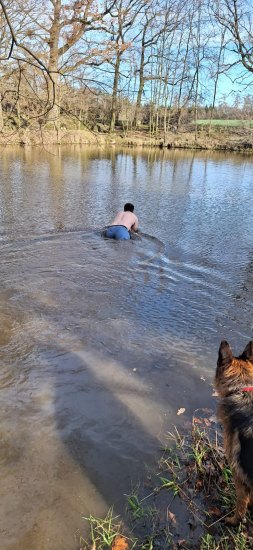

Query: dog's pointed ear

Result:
[241,341,253,362]
[218,340,233,367]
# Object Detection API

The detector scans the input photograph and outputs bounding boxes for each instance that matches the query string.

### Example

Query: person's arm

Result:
[132,216,139,232]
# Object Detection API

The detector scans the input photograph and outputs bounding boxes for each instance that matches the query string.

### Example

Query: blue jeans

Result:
[104,225,130,240]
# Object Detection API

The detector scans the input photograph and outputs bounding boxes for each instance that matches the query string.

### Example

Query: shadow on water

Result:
[0,229,216,550]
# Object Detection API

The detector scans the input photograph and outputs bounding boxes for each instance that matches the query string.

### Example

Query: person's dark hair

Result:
[124,203,134,212]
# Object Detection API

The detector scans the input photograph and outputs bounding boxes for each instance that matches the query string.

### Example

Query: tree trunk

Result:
[209,30,225,136]
[0,92,3,131]
[133,26,147,128]
[47,0,61,126]
[110,51,121,132]
[176,11,193,131]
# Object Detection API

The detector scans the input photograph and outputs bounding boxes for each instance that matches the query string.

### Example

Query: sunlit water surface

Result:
[0,146,253,549]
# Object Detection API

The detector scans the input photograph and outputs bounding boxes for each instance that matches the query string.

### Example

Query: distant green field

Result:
[197,119,253,127]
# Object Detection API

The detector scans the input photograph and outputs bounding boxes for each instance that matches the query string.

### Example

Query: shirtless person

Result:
[104,203,138,240]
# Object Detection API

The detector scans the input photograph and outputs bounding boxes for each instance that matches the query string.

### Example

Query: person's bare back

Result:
[104,203,139,240]
[111,210,138,231]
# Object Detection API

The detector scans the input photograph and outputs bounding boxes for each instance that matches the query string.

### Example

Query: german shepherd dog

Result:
[215,340,253,525]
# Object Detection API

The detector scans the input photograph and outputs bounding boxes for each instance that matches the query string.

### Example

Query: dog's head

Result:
[215,340,253,396]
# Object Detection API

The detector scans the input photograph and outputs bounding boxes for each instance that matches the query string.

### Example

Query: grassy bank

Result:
[197,119,253,128]
[79,411,253,549]
[0,125,253,153]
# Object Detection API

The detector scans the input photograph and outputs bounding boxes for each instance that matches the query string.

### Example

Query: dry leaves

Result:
[208,506,221,517]
[112,535,129,550]
[195,479,203,491]
[167,509,177,524]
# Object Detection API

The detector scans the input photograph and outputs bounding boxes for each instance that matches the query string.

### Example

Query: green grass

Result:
[125,493,146,520]
[80,413,253,549]
[80,508,136,549]
[197,119,253,127]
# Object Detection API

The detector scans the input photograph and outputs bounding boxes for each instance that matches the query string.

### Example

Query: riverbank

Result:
[1,126,253,152]
[80,411,253,549]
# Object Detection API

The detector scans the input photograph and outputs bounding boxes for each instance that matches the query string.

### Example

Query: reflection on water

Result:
[0,146,253,549]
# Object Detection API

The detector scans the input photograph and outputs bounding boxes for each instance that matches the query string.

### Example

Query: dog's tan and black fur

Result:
[215,340,253,525]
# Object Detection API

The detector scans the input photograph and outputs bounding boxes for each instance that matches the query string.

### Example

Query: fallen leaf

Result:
[167,509,177,524]
[195,479,203,491]
[193,417,203,424]
[212,390,218,397]
[177,408,186,416]
[203,418,211,426]
[112,535,128,550]
[177,540,187,547]
[208,506,221,517]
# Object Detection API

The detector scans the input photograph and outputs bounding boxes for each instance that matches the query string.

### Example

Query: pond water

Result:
[0,146,253,549]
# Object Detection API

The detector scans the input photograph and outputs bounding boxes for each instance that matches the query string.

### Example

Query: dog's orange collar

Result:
[242,387,253,392]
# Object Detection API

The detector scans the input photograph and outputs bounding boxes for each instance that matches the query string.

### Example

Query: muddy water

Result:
[0,146,253,549]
